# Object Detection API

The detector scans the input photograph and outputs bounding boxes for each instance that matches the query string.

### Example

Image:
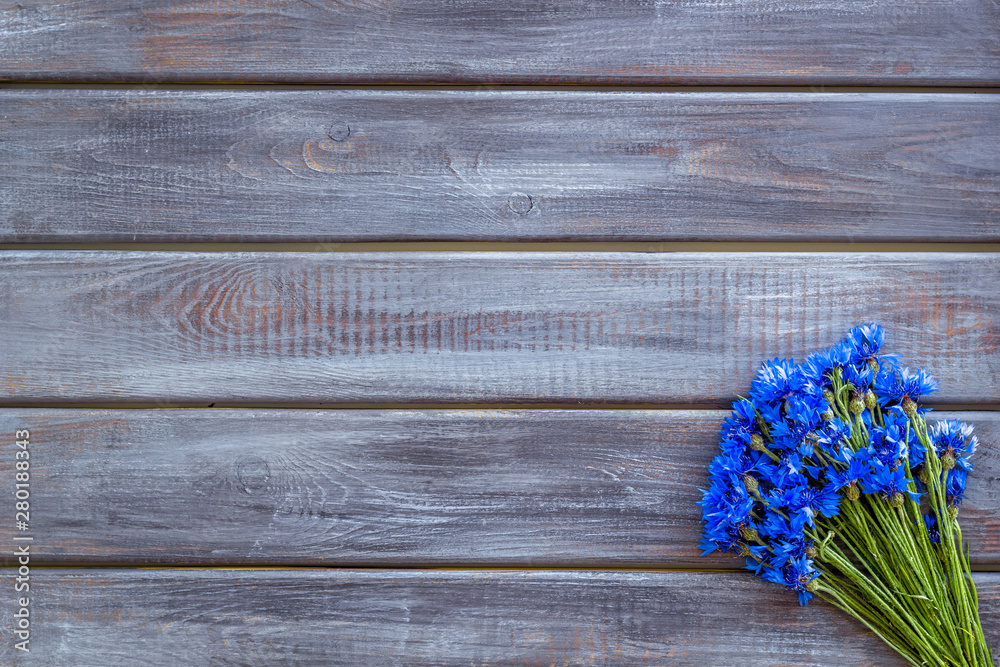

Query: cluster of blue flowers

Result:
[699,324,978,605]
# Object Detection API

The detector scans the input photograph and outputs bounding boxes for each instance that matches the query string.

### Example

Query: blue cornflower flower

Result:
[770,416,814,452]
[771,539,815,568]
[756,401,784,427]
[699,523,742,556]
[743,545,770,574]
[827,340,854,370]
[884,409,926,467]
[720,398,760,441]
[843,363,873,392]
[862,461,921,504]
[923,514,941,544]
[778,452,806,479]
[873,367,939,408]
[759,512,795,542]
[868,427,906,467]
[719,436,748,458]
[828,458,872,491]
[760,459,796,491]
[814,417,853,462]
[801,347,838,390]
[766,479,805,512]
[699,476,755,528]
[763,555,821,606]
[803,462,826,481]
[846,323,884,364]
[945,468,968,507]
[708,450,769,480]
[929,419,978,472]
[792,484,841,527]
[845,323,902,371]
[750,358,806,406]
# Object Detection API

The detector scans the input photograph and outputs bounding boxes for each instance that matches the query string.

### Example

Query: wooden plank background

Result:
[3,1,999,663]
[2,91,998,243]
[2,251,996,405]
[0,569,994,666]
[1,1,999,85]
[0,409,996,568]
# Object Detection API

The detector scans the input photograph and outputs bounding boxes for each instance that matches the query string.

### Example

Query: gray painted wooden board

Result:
[0,409,996,568]
[3,90,998,243]
[1,1,998,85]
[0,569,995,665]
[1,251,997,405]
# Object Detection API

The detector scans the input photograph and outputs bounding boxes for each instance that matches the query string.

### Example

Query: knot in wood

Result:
[236,456,270,492]
[327,122,351,142]
[508,192,533,216]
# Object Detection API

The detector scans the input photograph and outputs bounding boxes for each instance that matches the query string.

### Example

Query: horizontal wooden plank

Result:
[1,252,997,405]
[2,91,998,243]
[1,569,996,665]
[0,409,997,567]
[1,2,998,85]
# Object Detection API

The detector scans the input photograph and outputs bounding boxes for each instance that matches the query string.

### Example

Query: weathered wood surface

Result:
[0,569,995,665]
[3,91,998,243]
[0,409,996,567]
[1,251,997,405]
[2,1,998,85]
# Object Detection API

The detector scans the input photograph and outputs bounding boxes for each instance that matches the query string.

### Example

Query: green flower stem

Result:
[826,518,957,659]
[817,582,932,667]
[842,487,968,659]
[818,562,946,665]
[912,413,986,663]
[816,537,951,658]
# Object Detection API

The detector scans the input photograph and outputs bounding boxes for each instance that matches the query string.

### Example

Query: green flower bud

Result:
[918,466,931,485]
[805,579,820,593]
[742,474,759,495]
[821,410,834,421]
[805,546,818,559]
[864,390,877,410]
[949,506,959,521]
[823,389,835,405]
[738,542,753,558]
[890,492,905,508]
[739,525,758,542]
[902,396,918,418]
[845,482,860,502]
[941,452,956,471]
[849,397,865,416]
[750,434,765,452]
[868,358,880,375]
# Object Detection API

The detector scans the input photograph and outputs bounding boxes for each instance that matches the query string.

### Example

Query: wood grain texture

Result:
[2,90,998,243]
[1,251,997,405]
[1,1,998,84]
[0,409,996,567]
[0,569,995,665]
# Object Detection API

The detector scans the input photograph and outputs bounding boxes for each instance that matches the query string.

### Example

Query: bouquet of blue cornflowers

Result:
[700,324,993,666]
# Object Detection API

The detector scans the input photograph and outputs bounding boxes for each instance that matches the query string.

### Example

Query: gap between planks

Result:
[2,402,998,411]
[5,564,1000,573]
[0,564,749,572]
[3,242,1000,253]
[2,83,1000,93]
